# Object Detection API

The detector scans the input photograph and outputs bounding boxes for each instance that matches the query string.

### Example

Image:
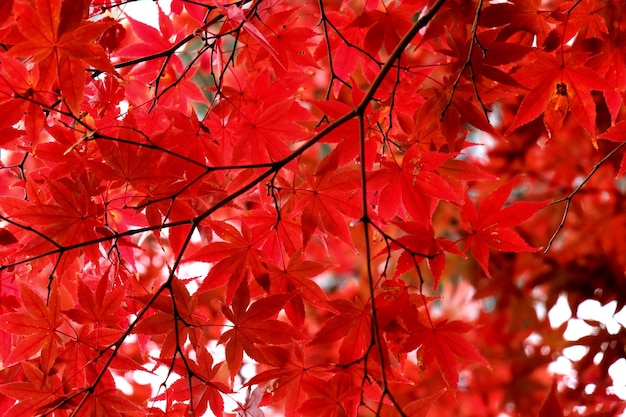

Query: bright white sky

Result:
[121,0,172,23]
[549,296,626,404]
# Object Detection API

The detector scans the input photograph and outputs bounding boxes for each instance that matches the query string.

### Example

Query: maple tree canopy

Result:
[1,0,626,416]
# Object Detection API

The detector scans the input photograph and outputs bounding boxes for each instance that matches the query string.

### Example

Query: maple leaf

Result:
[64,275,126,328]
[0,54,46,140]
[235,384,267,417]
[151,65,207,110]
[222,3,284,63]
[219,280,303,378]
[369,147,459,224]
[461,179,546,277]
[245,206,303,262]
[156,347,230,417]
[0,176,105,262]
[185,220,271,303]
[76,387,146,417]
[245,344,330,417]
[351,1,417,55]
[403,319,489,389]
[267,251,331,328]
[0,362,68,417]
[551,0,609,45]
[587,41,626,124]
[152,109,223,166]
[403,389,446,417]
[443,30,529,88]
[230,99,310,164]
[0,282,62,366]
[309,84,381,167]
[298,372,361,417]
[92,138,173,196]
[132,276,207,360]
[290,150,362,248]
[436,158,498,193]
[96,17,126,53]
[256,8,319,72]
[392,221,464,290]
[219,68,304,111]
[85,74,125,118]
[312,8,365,80]
[118,8,184,71]
[58,323,145,390]
[9,0,116,114]
[311,298,371,363]
[480,0,554,45]
[373,279,438,354]
[543,82,570,137]
[506,51,612,139]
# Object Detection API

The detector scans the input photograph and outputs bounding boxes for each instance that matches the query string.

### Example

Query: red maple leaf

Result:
[506,51,612,139]
[256,8,319,71]
[480,0,554,45]
[245,344,331,417]
[551,0,609,45]
[311,298,371,363]
[461,179,547,277]
[9,0,115,114]
[587,41,626,124]
[156,347,230,417]
[369,147,459,224]
[117,8,184,71]
[185,220,271,303]
[219,280,303,378]
[76,387,146,417]
[246,205,303,262]
[235,383,267,417]
[309,84,381,167]
[1,0,625,415]
[64,275,126,328]
[409,82,499,152]
[0,55,46,140]
[0,176,105,262]
[373,279,438,354]
[0,362,68,417]
[392,221,464,290]
[312,8,365,81]
[230,100,310,164]
[403,319,489,389]
[132,276,207,360]
[92,138,178,197]
[351,0,418,55]
[85,74,125,118]
[298,372,361,417]
[267,251,332,328]
[404,389,446,417]
[0,282,62,367]
[289,150,362,248]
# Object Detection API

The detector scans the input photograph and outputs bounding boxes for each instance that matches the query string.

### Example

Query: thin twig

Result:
[544,141,626,253]
[440,0,490,121]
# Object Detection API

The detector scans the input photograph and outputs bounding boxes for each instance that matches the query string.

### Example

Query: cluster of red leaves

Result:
[0,0,625,416]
